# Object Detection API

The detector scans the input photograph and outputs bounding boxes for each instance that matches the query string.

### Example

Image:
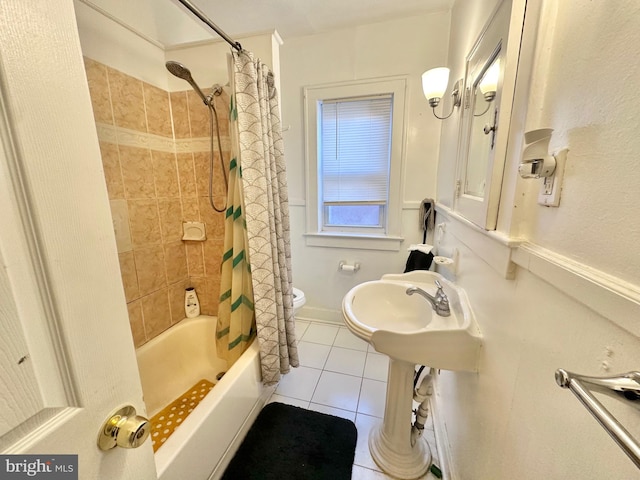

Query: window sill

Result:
[304,232,404,251]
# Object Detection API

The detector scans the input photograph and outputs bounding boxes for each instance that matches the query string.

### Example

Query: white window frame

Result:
[303,77,407,251]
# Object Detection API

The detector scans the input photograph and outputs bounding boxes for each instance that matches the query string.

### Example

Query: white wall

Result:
[435,1,640,478]
[280,12,451,322]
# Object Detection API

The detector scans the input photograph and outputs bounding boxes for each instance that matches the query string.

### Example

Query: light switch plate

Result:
[538,149,568,207]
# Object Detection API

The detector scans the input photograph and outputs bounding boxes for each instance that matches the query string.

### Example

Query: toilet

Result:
[292,287,306,317]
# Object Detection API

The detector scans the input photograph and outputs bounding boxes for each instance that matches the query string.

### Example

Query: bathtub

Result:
[136,315,273,480]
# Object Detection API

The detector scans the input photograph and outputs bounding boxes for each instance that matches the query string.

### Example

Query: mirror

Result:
[465,53,502,198]
[454,0,523,230]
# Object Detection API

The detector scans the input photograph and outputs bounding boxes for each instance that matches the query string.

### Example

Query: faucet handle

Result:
[434,280,448,301]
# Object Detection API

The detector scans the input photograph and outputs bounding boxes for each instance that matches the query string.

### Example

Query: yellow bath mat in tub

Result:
[150,379,215,452]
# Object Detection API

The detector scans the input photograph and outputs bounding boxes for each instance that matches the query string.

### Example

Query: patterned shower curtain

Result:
[221,50,299,385]
[216,75,256,366]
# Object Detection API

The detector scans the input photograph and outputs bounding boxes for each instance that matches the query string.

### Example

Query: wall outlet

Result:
[538,149,568,207]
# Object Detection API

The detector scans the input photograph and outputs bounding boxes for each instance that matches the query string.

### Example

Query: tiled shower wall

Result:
[83,57,231,347]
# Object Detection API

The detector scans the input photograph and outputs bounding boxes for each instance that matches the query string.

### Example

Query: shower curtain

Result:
[215,130,255,366]
[218,50,298,385]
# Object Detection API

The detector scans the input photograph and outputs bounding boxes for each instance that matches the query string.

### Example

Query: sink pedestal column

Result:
[369,358,431,479]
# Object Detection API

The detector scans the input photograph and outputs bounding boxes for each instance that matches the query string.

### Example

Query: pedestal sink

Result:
[342,271,481,479]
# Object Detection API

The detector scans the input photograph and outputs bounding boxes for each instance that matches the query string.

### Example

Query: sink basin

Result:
[342,271,481,372]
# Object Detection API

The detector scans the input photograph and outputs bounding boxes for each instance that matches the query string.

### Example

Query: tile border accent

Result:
[96,122,231,154]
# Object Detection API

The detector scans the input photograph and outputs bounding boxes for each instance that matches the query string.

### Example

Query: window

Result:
[304,78,407,250]
[321,96,392,234]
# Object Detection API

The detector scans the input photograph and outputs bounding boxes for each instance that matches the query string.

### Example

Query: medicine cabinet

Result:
[454,0,527,230]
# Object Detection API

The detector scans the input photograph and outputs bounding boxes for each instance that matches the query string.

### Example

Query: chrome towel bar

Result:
[555,369,640,469]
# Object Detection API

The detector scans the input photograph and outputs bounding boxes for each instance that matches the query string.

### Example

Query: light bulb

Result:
[422,67,450,107]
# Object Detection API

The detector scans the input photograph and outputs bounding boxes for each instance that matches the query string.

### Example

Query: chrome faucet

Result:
[406,280,450,317]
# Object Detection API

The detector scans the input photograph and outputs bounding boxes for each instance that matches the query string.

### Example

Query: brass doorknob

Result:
[98,405,150,450]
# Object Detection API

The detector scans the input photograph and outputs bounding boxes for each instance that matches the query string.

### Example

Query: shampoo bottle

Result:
[184,287,200,318]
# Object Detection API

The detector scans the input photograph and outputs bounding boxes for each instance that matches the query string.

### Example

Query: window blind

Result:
[320,95,393,205]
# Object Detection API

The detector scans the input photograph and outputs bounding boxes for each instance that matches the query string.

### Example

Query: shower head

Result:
[165,60,209,105]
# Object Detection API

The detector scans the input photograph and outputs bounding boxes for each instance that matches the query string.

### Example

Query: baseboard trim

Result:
[430,378,457,480]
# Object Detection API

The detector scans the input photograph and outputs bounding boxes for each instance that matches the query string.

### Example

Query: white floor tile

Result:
[301,323,339,345]
[267,393,310,409]
[274,365,321,401]
[298,341,331,369]
[295,319,310,340]
[358,378,387,418]
[363,352,389,381]
[308,403,356,422]
[354,413,438,479]
[272,320,441,480]
[354,413,382,471]
[351,465,390,479]
[352,464,439,480]
[311,370,362,411]
[334,327,369,351]
[324,346,367,377]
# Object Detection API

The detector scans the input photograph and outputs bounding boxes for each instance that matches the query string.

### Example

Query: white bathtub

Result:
[136,315,273,480]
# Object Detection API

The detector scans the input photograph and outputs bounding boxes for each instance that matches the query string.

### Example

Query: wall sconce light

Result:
[479,60,500,102]
[474,60,500,117]
[422,67,462,120]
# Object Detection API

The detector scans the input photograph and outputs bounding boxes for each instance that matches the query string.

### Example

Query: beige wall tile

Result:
[99,141,124,199]
[158,198,183,243]
[205,275,221,316]
[193,151,210,197]
[143,82,173,137]
[181,197,200,222]
[168,280,189,324]
[203,238,223,278]
[164,241,188,284]
[177,153,197,198]
[119,251,139,302]
[198,197,225,239]
[141,289,171,339]
[211,151,228,205]
[151,150,180,198]
[212,92,230,137]
[108,67,147,132]
[187,90,210,138]
[185,242,205,276]
[119,145,156,199]
[189,277,213,315]
[84,57,113,125]
[170,91,191,139]
[128,199,162,247]
[134,245,167,295]
[127,300,146,347]
[110,199,133,253]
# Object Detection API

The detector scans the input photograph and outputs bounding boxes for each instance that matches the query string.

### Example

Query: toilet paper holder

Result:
[339,261,361,273]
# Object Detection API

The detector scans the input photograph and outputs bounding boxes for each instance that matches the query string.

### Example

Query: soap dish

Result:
[182,222,206,241]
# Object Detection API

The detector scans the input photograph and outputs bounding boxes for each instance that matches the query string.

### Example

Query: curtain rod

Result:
[176,0,242,52]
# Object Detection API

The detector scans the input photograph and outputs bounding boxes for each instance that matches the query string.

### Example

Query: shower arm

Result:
[176,0,242,52]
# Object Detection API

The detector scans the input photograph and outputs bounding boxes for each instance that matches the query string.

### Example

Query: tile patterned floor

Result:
[266,319,441,480]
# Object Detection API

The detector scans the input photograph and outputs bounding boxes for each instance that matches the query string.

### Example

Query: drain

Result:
[216,371,226,381]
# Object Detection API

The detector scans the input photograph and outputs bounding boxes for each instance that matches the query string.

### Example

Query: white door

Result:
[0,1,156,478]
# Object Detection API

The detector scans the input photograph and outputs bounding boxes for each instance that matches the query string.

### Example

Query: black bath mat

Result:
[221,402,358,480]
